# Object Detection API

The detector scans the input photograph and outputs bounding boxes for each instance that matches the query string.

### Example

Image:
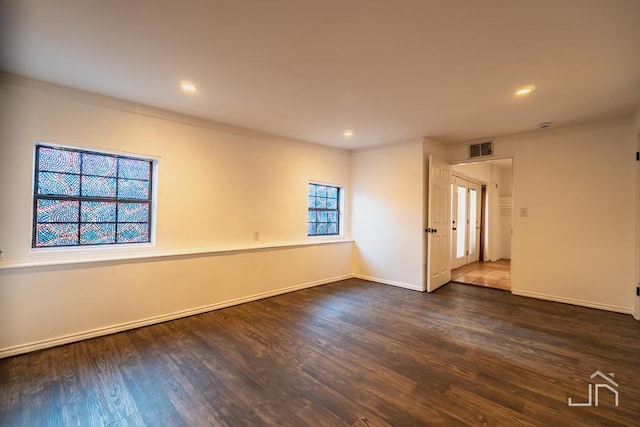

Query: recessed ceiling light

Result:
[343,130,353,138]
[514,85,535,97]
[180,81,198,93]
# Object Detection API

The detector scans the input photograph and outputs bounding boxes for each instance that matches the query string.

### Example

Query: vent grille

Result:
[469,141,493,158]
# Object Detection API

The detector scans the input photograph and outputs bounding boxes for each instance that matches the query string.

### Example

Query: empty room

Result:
[1,1,639,426]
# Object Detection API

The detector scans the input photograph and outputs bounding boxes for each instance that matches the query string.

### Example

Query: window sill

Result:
[0,239,354,271]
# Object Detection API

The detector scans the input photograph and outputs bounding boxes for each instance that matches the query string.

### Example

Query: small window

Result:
[32,144,154,248]
[307,183,341,236]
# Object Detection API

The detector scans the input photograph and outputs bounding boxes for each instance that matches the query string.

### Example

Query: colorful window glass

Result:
[308,183,340,236]
[33,145,154,247]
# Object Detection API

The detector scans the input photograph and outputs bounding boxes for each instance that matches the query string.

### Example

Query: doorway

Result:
[449,159,513,290]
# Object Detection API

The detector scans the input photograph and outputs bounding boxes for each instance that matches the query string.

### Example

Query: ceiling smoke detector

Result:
[537,122,553,129]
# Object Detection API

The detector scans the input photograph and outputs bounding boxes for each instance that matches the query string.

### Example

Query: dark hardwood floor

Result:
[1,279,640,426]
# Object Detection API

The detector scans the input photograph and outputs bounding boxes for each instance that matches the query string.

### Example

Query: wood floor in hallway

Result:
[451,259,511,291]
[2,278,639,426]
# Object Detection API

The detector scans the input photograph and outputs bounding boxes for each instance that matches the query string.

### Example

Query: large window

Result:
[32,145,154,248]
[307,183,341,236]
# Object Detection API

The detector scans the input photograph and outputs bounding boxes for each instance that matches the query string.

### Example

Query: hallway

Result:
[451,259,511,291]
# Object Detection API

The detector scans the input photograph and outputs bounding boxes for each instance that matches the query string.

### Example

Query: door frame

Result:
[635,131,640,320]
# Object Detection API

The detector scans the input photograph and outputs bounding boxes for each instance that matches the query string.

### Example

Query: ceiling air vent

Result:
[469,141,493,159]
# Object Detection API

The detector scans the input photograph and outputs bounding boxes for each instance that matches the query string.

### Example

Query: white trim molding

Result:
[353,274,424,292]
[512,289,634,315]
[0,274,352,358]
[0,239,354,270]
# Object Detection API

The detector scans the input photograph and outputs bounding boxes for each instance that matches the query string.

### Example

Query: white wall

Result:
[351,139,425,290]
[447,119,637,314]
[451,162,492,183]
[498,168,513,196]
[497,167,513,259]
[424,137,447,160]
[0,77,353,356]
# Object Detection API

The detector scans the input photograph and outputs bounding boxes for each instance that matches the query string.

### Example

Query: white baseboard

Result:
[511,289,634,315]
[0,274,352,358]
[8,276,630,358]
[353,273,424,292]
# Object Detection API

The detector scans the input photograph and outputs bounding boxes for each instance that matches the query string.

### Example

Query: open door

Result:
[426,155,452,292]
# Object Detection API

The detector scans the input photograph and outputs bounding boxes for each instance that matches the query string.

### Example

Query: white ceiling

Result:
[2,0,639,149]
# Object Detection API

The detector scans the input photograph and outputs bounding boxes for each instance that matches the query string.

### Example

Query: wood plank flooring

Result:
[1,279,639,426]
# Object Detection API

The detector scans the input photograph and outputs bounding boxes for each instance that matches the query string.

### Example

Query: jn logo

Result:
[568,371,619,407]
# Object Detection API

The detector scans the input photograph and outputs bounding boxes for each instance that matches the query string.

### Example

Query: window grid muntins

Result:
[308,183,340,236]
[33,145,153,248]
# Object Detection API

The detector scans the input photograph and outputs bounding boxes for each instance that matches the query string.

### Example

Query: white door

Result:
[451,177,482,267]
[452,177,468,269]
[467,181,481,263]
[426,155,451,292]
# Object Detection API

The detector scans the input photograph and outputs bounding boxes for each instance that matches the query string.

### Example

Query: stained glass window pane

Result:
[36,223,79,247]
[81,201,117,222]
[81,176,117,198]
[38,172,80,196]
[117,203,149,223]
[117,223,149,243]
[117,179,149,200]
[38,147,81,173]
[82,153,117,177]
[33,145,154,248]
[307,223,317,236]
[307,183,340,236]
[37,199,79,223]
[80,223,116,245]
[118,158,150,180]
